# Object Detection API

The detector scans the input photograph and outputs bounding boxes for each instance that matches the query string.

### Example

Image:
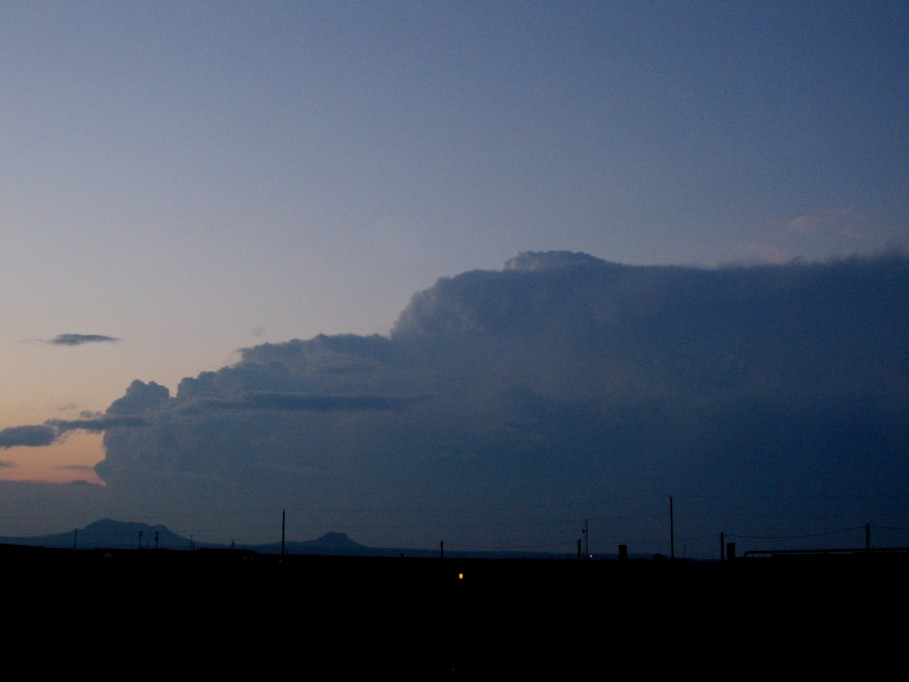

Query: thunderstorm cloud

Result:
[4,252,909,557]
[83,251,909,554]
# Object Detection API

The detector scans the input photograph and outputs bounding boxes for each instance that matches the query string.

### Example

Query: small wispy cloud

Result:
[786,207,871,241]
[45,415,148,433]
[0,415,148,449]
[0,425,57,449]
[737,207,887,265]
[48,333,120,346]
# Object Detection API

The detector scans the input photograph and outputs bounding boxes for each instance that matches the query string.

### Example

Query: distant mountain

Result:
[0,519,399,555]
[248,531,384,556]
[0,519,192,551]
[0,519,580,559]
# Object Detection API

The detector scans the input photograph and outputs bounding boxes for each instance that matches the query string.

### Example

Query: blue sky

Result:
[0,2,906,555]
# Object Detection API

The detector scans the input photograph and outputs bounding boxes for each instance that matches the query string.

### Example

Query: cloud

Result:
[0,416,149,449]
[48,333,120,346]
[77,251,909,556]
[46,415,149,433]
[5,252,909,557]
[737,208,908,266]
[182,391,428,414]
[0,425,58,449]
[786,207,871,240]
[106,380,169,415]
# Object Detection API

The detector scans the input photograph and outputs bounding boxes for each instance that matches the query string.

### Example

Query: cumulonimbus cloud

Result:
[5,252,909,558]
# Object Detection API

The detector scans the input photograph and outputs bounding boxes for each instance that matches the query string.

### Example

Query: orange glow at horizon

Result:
[0,430,105,485]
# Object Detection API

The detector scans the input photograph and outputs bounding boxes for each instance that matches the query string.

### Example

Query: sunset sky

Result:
[1,2,906,557]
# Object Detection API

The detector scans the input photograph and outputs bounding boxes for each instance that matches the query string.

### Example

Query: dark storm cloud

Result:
[0,416,149,449]
[48,334,120,346]
[46,415,149,432]
[0,425,58,449]
[186,391,428,413]
[23,250,909,556]
[106,380,170,414]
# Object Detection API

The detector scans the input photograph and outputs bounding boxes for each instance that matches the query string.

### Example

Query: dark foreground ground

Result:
[2,545,906,675]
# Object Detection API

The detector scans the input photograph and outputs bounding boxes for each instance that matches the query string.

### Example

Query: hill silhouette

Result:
[0,519,183,550]
[0,518,371,553]
[0,518,582,558]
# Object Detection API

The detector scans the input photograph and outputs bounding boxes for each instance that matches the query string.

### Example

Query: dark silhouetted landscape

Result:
[3,519,905,675]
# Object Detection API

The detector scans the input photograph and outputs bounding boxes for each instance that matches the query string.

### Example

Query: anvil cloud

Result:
[48,251,907,556]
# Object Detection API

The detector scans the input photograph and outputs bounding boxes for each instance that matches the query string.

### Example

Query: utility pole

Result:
[73,529,77,551]
[154,531,159,550]
[138,530,143,550]
[669,496,675,561]
[582,519,589,559]
[282,509,286,558]
[440,540,444,560]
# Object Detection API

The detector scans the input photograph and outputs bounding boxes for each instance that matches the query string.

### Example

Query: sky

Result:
[0,1,907,558]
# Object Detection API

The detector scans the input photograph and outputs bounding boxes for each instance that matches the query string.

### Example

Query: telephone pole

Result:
[582,519,589,559]
[669,496,675,561]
